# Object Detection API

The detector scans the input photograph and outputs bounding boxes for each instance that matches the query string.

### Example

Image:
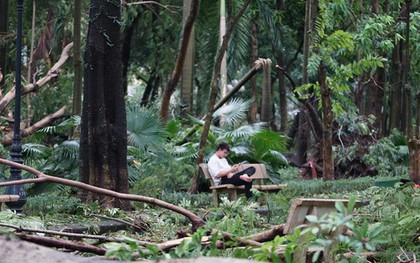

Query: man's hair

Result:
[217,142,230,152]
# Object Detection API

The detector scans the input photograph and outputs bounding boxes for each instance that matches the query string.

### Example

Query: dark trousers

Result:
[221,166,256,199]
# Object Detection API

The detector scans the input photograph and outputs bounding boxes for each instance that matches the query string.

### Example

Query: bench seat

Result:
[199,163,286,206]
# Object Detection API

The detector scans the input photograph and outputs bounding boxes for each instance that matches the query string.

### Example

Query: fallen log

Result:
[14,233,107,255]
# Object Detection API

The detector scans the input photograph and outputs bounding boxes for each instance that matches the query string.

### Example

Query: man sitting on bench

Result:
[208,143,256,200]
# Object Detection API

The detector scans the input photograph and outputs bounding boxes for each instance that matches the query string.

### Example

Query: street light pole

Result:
[6,0,26,212]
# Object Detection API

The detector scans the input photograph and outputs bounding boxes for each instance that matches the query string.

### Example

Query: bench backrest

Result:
[199,163,270,186]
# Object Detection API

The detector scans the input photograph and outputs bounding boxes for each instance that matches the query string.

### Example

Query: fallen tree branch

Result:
[14,233,107,255]
[1,106,67,145]
[0,42,73,113]
[0,159,204,229]
[0,222,155,245]
[243,224,285,242]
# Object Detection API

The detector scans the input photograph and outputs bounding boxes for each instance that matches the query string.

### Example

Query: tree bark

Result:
[318,64,334,180]
[248,22,258,124]
[388,43,402,133]
[260,59,275,129]
[80,0,129,209]
[276,0,287,132]
[72,0,83,116]
[180,0,195,115]
[159,0,199,123]
[122,12,142,94]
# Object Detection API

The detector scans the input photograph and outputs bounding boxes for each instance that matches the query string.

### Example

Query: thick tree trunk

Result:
[181,0,195,115]
[388,43,402,133]
[80,0,129,210]
[159,0,199,123]
[0,0,8,90]
[248,22,258,124]
[72,0,82,116]
[318,64,334,180]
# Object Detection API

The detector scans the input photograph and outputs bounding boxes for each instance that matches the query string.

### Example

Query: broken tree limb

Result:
[0,159,205,230]
[243,224,285,243]
[0,42,73,113]
[0,222,145,244]
[1,106,67,146]
[14,233,107,255]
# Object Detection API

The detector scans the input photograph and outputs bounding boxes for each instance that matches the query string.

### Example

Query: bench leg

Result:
[228,190,238,201]
[212,190,219,207]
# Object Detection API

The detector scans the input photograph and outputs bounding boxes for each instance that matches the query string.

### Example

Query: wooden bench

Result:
[283,198,362,234]
[0,195,20,210]
[282,198,363,262]
[199,163,287,206]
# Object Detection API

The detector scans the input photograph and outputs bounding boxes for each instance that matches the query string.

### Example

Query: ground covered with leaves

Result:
[0,172,419,262]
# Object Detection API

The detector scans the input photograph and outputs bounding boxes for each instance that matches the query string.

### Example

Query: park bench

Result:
[199,163,287,206]
[0,195,20,209]
[282,198,364,262]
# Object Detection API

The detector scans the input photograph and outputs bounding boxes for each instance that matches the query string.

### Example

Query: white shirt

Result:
[208,153,231,185]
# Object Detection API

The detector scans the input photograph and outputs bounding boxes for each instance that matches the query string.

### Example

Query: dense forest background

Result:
[0,0,419,206]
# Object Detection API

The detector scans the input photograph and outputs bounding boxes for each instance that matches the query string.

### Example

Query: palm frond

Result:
[213,98,252,126]
[22,143,50,159]
[221,123,265,141]
[126,105,167,150]
[261,150,289,167]
[251,129,289,160]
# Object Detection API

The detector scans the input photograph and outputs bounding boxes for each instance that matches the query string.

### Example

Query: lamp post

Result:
[5,0,26,212]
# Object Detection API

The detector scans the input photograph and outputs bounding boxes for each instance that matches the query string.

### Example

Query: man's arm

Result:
[215,164,239,178]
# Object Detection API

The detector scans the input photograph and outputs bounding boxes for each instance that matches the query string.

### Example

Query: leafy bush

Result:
[363,130,408,177]
[24,192,83,216]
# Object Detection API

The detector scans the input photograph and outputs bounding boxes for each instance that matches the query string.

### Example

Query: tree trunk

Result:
[25,0,36,128]
[318,64,334,180]
[180,0,195,115]
[159,0,199,123]
[248,22,258,124]
[296,0,313,165]
[403,0,419,184]
[388,43,402,133]
[79,0,129,210]
[0,0,8,90]
[72,0,82,116]
[122,13,142,95]
[260,59,275,129]
[276,0,287,132]
[364,2,385,137]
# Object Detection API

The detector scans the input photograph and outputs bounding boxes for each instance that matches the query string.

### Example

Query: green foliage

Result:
[126,104,167,151]
[363,132,408,177]
[24,191,83,216]
[360,185,420,260]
